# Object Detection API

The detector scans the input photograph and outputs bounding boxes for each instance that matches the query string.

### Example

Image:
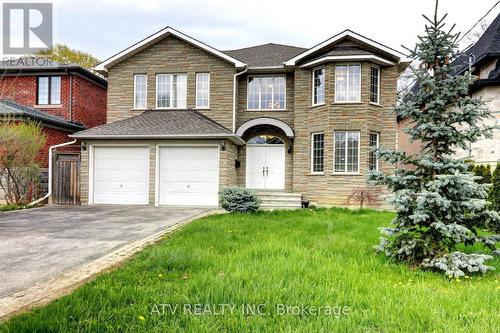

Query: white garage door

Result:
[158,146,219,206]
[93,146,150,204]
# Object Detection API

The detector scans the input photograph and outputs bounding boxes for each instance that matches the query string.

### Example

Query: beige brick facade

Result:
[80,32,401,208]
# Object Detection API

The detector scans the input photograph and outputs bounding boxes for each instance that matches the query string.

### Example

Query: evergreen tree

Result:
[490,164,500,212]
[483,165,492,184]
[370,1,500,277]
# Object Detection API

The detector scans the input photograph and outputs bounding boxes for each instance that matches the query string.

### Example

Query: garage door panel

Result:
[158,146,219,206]
[93,146,150,205]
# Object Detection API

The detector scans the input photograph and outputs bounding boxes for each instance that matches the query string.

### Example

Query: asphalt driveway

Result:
[0,205,207,297]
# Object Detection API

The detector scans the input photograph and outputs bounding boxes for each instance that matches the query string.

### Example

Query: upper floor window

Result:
[156,73,187,109]
[196,73,210,109]
[37,76,61,105]
[311,132,325,173]
[247,75,285,110]
[335,64,360,102]
[312,68,325,105]
[334,131,360,173]
[370,67,380,104]
[368,132,379,171]
[134,74,147,109]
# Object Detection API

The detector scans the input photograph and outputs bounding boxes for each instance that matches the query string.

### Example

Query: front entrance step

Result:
[253,191,302,210]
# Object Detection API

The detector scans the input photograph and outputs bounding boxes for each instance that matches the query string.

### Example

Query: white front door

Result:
[158,146,219,206]
[92,146,150,205]
[246,145,285,190]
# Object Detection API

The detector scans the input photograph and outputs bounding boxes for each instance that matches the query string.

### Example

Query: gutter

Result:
[232,66,247,133]
[29,139,77,206]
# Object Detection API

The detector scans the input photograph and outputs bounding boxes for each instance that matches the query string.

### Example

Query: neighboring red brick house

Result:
[0,58,107,167]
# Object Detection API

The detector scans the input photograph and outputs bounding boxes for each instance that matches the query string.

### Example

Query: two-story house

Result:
[0,59,107,167]
[72,27,408,207]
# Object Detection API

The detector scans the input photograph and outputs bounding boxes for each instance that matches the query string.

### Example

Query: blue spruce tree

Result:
[370,1,500,277]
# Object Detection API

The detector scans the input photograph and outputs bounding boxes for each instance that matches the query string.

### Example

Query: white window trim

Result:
[311,67,326,107]
[246,75,286,111]
[311,132,325,174]
[334,64,362,103]
[133,74,147,110]
[369,132,380,172]
[369,66,381,105]
[155,73,187,109]
[195,72,210,109]
[333,131,361,175]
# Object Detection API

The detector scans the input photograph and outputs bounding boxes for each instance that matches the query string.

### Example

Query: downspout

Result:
[232,66,248,133]
[66,69,73,122]
[29,139,77,206]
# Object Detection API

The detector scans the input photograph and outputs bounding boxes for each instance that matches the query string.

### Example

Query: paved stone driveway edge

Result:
[0,209,220,322]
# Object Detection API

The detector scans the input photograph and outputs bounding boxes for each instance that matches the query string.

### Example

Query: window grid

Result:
[37,76,61,105]
[134,74,147,109]
[369,132,379,171]
[247,75,286,110]
[370,67,380,104]
[196,73,210,108]
[313,68,325,105]
[335,64,361,102]
[334,131,360,173]
[156,74,187,109]
[311,133,325,173]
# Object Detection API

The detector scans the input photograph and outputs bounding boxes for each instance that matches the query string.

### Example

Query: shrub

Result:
[347,188,379,209]
[219,187,261,213]
[0,119,46,205]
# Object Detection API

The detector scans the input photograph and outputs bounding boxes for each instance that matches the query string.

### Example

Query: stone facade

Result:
[83,33,401,208]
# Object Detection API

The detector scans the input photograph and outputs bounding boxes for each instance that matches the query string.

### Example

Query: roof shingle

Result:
[223,43,306,67]
[0,99,85,131]
[71,109,238,139]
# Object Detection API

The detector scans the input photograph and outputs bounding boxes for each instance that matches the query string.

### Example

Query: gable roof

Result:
[0,99,85,131]
[95,27,246,75]
[71,109,245,144]
[0,57,107,87]
[452,13,500,76]
[223,43,306,68]
[284,29,410,66]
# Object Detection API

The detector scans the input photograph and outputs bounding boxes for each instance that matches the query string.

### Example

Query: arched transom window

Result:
[247,135,285,145]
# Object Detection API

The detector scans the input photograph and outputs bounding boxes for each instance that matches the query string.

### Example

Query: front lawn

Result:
[1,208,499,332]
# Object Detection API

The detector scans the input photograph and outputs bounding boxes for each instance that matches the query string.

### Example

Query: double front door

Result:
[246,145,285,190]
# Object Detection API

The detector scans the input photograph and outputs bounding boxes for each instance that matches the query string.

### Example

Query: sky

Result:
[26,0,500,60]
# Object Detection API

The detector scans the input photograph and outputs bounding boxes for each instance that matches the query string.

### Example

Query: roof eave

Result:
[284,29,410,66]
[94,27,246,75]
[299,55,396,68]
[69,133,246,145]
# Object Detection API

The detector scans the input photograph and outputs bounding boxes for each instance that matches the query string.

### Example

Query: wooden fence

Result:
[52,152,80,205]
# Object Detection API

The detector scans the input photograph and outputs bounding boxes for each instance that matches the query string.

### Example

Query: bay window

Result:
[369,132,379,171]
[370,67,380,104]
[312,67,325,105]
[311,132,325,173]
[156,73,187,108]
[247,76,286,110]
[335,64,361,102]
[334,131,360,173]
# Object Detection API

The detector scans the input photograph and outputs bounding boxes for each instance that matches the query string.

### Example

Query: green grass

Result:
[1,208,499,332]
[0,204,31,212]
